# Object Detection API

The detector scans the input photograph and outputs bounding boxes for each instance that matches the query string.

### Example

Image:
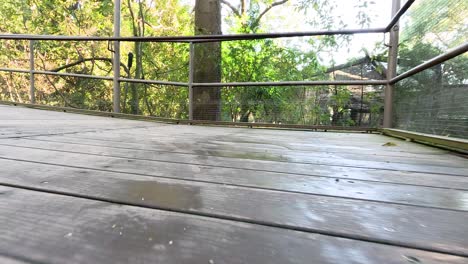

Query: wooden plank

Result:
[63,126,452,156]
[0,144,467,211]
[3,137,468,191]
[33,134,468,175]
[0,255,30,264]
[6,137,468,190]
[0,104,458,158]
[21,134,468,167]
[0,102,458,159]
[0,100,179,123]
[1,103,462,161]
[55,132,464,168]
[7,135,468,177]
[383,128,468,154]
[1,186,468,263]
[0,101,377,132]
[1,158,468,257]
[0,105,156,139]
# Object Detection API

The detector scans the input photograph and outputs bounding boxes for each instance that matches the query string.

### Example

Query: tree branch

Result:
[50,57,129,76]
[252,0,289,29]
[36,53,78,108]
[220,0,241,17]
[127,0,138,36]
[241,0,246,15]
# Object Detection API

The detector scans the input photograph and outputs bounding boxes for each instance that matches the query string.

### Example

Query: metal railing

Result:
[0,0,466,128]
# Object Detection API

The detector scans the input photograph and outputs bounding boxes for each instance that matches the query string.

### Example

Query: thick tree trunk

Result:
[193,0,222,120]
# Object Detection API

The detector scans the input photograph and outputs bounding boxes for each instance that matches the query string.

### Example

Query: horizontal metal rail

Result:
[0,68,30,74]
[193,80,388,87]
[180,28,386,43]
[33,70,114,81]
[389,42,468,84]
[0,68,114,80]
[385,0,416,32]
[0,66,388,87]
[2,42,465,89]
[0,28,386,43]
[119,77,188,87]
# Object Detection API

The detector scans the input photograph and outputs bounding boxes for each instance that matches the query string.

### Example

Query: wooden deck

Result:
[0,104,467,264]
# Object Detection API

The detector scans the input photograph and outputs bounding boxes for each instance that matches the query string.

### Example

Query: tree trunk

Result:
[131,41,142,115]
[193,0,222,120]
[127,0,143,115]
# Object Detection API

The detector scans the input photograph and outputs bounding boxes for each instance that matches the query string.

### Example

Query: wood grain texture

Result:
[25,133,468,175]
[1,187,468,264]
[383,128,468,153]
[1,104,468,263]
[0,158,467,256]
[3,137,468,190]
[0,145,467,211]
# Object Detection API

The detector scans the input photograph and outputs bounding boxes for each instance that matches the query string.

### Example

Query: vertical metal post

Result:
[383,0,401,128]
[188,42,195,120]
[29,40,35,104]
[112,0,121,113]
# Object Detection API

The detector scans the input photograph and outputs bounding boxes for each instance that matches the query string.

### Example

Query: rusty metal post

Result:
[383,0,401,128]
[188,42,194,120]
[29,40,35,104]
[112,0,121,113]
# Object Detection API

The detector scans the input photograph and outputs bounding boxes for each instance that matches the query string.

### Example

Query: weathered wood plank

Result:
[0,104,156,139]
[25,134,468,175]
[0,101,178,123]
[0,145,467,211]
[2,104,468,262]
[383,128,468,153]
[69,122,449,150]
[1,186,467,263]
[16,134,467,167]
[0,104,451,156]
[0,255,31,264]
[65,127,452,156]
[1,158,468,256]
[4,137,467,190]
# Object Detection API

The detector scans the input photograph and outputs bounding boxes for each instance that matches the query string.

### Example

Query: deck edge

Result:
[381,128,468,154]
[0,101,377,132]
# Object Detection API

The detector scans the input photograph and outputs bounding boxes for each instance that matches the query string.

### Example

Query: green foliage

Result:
[221,37,328,123]
[0,0,191,116]
[0,0,383,126]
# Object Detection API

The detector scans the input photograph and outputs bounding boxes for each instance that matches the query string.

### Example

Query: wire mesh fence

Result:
[393,56,468,139]
[393,0,468,139]
[398,0,467,74]
[0,72,30,103]
[219,85,383,127]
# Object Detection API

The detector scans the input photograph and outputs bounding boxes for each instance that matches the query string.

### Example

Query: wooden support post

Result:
[112,0,121,113]
[29,40,35,104]
[383,0,401,128]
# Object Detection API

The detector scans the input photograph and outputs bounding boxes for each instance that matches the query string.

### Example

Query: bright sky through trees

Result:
[182,0,392,65]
